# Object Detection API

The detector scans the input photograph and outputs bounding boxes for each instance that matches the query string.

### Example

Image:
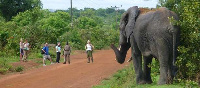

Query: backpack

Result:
[41,48,45,54]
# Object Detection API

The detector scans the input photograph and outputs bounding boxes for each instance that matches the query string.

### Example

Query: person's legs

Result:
[25,50,28,62]
[87,51,91,63]
[47,55,53,64]
[67,55,70,64]
[91,51,93,63]
[56,52,59,63]
[20,48,23,62]
[22,50,26,62]
[58,52,60,63]
[63,55,66,64]
[43,55,46,66]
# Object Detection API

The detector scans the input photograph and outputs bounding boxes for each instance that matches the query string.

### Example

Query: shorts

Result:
[43,55,51,60]
[20,48,23,55]
[64,51,70,56]
[87,50,93,58]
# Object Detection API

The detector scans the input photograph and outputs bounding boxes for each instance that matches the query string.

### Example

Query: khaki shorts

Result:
[87,50,93,58]
[43,55,51,60]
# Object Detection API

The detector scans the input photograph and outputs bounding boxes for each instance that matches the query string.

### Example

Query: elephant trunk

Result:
[111,44,130,64]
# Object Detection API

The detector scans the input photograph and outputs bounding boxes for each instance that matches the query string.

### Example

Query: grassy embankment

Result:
[93,59,199,88]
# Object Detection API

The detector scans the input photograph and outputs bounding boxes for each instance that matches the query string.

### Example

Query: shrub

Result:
[0,68,8,75]
[15,66,24,72]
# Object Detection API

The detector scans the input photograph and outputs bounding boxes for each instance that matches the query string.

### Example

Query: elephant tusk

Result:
[118,45,121,51]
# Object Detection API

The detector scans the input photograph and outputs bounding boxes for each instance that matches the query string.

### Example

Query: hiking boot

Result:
[63,62,66,64]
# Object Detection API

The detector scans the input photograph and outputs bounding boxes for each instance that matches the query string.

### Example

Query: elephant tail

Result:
[171,26,179,66]
[172,32,176,66]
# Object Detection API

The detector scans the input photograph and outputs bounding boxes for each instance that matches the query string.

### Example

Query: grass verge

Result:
[93,62,199,88]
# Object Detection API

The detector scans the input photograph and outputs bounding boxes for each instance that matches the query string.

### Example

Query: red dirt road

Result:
[0,49,131,88]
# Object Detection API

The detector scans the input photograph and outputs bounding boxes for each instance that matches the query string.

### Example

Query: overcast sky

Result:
[41,0,158,10]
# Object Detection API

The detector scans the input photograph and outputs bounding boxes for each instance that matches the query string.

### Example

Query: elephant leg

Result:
[167,55,175,84]
[130,38,144,84]
[143,55,153,84]
[157,43,169,85]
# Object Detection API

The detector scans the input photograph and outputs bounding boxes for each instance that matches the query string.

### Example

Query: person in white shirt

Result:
[56,42,61,63]
[85,40,94,63]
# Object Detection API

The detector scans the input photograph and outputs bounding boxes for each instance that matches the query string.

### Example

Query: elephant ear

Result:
[124,6,139,42]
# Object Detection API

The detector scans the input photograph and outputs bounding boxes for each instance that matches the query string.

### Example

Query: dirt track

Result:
[0,49,131,88]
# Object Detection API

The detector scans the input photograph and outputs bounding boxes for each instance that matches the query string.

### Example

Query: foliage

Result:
[0,0,42,21]
[158,0,200,81]
[0,57,13,74]
[15,66,24,72]
[93,62,199,88]
[93,64,135,88]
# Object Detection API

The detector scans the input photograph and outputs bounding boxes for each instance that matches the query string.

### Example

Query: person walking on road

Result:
[63,42,71,64]
[85,40,94,63]
[56,42,61,63]
[42,43,54,66]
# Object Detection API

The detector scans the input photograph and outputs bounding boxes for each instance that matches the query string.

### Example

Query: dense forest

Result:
[0,0,199,84]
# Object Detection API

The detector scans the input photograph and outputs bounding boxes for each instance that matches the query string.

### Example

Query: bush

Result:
[0,57,13,70]
[0,68,8,75]
[15,66,24,72]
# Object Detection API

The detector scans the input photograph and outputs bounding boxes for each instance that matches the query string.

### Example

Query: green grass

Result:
[93,63,199,88]
[0,56,14,74]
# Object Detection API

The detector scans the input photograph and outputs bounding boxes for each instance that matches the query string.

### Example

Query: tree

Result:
[0,0,42,21]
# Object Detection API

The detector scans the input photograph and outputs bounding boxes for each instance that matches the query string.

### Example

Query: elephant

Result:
[111,6,180,85]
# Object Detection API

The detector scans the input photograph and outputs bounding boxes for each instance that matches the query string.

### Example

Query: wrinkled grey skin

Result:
[111,6,180,85]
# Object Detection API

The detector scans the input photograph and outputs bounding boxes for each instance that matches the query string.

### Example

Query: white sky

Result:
[41,0,158,10]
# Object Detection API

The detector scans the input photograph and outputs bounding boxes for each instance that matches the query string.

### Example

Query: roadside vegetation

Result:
[93,61,199,88]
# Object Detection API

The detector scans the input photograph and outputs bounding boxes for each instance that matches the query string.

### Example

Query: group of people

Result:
[19,38,30,62]
[41,40,94,66]
[20,39,132,66]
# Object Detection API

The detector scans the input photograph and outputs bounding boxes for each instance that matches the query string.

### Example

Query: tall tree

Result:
[0,0,42,21]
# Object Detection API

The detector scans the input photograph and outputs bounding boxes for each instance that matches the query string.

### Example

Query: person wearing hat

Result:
[85,40,94,63]
[42,43,54,66]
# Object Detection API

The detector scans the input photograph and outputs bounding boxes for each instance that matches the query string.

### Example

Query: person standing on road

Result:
[85,40,94,63]
[19,38,24,62]
[56,42,61,63]
[22,39,29,62]
[42,43,54,66]
[63,42,71,64]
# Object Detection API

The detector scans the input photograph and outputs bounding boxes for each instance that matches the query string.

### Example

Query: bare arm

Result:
[91,44,94,50]
[42,49,46,53]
